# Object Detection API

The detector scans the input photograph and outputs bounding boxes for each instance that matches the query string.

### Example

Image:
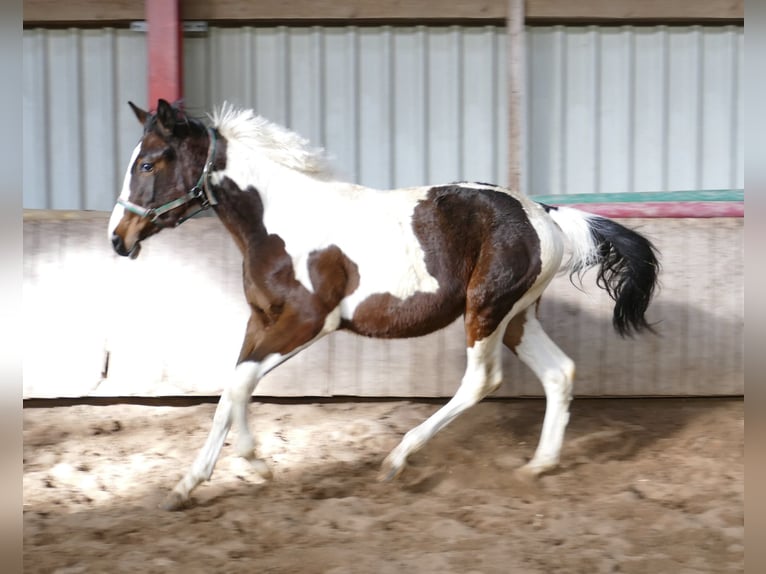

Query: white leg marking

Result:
[379,326,507,481]
[162,316,341,509]
[162,362,260,510]
[514,307,575,475]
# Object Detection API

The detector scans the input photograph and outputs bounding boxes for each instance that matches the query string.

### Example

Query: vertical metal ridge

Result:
[351,26,361,183]
[109,28,122,199]
[386,26,395,189]
[75,30,86,210]
[316,26,326,149]
[525,27,533,192]
[208,27,220,106]
[41,31,53,209]
[558,26,567,195]
[660,26,670,191]
[694,26,704,191]
[455,26,464,180]
[420,25,430,185]
[243,27,253,106]
[282,27,291,128]
[729,26,740,189]
[626,26,636,194]
[592,26,601,195]
[489,25,499,187]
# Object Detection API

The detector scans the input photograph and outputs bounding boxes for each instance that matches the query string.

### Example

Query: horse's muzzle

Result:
[111,233,141,259]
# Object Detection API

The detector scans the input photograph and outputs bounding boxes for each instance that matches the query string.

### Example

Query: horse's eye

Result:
[139,162,153,173]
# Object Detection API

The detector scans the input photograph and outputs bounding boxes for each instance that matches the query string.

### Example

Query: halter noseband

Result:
[118,127,219,227]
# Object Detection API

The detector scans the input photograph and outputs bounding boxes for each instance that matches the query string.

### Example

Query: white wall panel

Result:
[23,213,744,398]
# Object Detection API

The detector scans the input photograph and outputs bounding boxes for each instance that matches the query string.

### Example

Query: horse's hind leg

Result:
[506,305,575,477]
[379,321,508,481]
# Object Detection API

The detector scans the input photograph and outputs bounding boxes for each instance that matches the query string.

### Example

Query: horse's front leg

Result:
[160,361,261,510]
[161,308,336,510]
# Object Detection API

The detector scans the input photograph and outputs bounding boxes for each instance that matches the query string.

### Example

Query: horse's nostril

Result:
[111,233,126,255]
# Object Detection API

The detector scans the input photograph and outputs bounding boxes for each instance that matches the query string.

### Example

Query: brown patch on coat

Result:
[308,246,360,308]
[502,312,527,353]
[346,185,542,347]
[502,298,542,353]
[212,180,357,364]
[344,291,464,339]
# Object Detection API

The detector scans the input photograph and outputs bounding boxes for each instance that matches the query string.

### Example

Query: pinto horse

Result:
[109,100,659,510]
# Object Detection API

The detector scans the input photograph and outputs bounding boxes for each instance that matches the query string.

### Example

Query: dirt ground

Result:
[23,397,743,574]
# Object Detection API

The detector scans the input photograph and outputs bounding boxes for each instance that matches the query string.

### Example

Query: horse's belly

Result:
[339,288,464,339]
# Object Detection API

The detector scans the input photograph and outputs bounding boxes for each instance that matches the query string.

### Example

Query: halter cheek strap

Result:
[118,127,219,227]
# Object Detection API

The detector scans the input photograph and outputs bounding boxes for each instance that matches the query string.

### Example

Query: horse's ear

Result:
[156,99,176,133]
[128,101,149,125]
[156,99,190,136]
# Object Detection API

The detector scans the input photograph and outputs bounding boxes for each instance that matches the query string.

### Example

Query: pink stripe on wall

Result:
[559,201,744,218]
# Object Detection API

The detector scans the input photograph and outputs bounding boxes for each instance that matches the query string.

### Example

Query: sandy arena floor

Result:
[23,397,743,574]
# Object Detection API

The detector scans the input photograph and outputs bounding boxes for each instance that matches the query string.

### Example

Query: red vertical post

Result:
[146,0,183,107]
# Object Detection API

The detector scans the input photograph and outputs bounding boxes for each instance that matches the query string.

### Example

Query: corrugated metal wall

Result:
[527,26,744,196]
[23,29,148,210]
[186,26,509,191]
[23,24,743,209]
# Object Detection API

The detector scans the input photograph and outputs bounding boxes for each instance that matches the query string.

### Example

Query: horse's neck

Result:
[212,166,342,255]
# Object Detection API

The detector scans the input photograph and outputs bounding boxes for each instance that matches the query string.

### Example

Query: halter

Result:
[118,127,219,227]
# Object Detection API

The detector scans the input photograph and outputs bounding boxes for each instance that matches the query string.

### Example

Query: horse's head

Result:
[108,99,216,258]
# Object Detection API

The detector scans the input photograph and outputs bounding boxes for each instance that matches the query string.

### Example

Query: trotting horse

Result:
[109,100,659,510]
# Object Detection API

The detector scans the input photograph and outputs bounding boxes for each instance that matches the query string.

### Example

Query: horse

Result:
[109,99,659,510]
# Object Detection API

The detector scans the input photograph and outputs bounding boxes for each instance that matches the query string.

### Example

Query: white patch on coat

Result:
[519,196,566,292]
[544,206,600,275]
[210,107,440,318]
[108,142,141,239]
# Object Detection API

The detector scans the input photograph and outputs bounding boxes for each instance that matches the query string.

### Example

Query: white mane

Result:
[210,103,334,180]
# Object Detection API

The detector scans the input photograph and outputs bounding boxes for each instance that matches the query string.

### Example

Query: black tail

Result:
[586,217,660,336]
[544,205,660,337]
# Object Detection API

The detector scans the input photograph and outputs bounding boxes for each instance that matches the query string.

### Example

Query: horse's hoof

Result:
[159,491,191,511]
[378,458,405,482]
[515,461,556,482]
[249,458,273,480]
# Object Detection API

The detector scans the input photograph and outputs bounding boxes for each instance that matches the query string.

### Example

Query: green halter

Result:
[118,127,219,227]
